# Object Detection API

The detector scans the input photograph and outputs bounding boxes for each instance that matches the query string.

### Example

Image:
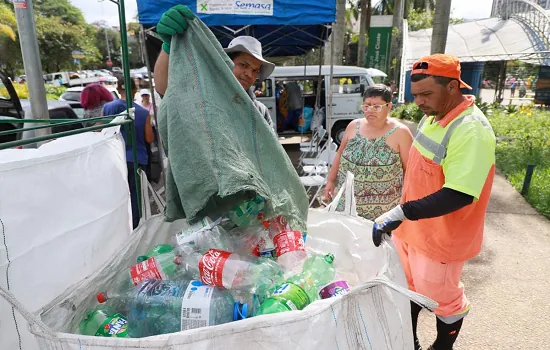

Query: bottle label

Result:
[269,283,310,311]
[180,280,213,331]
[273,231,305,257]
[95,313,128,337]
[252,235,275,258]
[319,281,350,299]
[198,249,231,287]
[176,217,214,246]
[269,216,290,237]
[129,257,167,286]
[139,279,183,297]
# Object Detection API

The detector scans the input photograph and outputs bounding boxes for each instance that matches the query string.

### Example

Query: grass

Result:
[489,106,550,218]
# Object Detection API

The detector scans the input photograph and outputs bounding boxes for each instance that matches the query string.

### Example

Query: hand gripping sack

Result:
[1,171,436,350]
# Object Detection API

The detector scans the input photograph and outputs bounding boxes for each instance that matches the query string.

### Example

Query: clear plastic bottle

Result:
[103,251,185,296]
[250,221,276,259]
[179,248,283,301]
[174,224,235,253]
[98,279,244,337]
[273,230,308,276]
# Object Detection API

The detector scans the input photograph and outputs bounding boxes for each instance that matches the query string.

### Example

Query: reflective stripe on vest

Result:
[414,113,491,165]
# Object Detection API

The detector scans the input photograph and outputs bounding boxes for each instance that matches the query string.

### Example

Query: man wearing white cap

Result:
[153,5,276,131]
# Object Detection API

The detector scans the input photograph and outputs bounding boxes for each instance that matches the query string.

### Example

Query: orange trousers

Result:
[393,236,470,323]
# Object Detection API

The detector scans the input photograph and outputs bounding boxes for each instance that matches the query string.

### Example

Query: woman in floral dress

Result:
[325,84,413,220]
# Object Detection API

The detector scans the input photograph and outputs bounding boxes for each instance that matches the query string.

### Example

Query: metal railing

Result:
[495,0,550,49]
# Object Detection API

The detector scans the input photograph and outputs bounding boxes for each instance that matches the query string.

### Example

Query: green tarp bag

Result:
[157,17,308,230]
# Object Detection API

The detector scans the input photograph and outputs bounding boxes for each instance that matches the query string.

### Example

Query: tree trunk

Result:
[389,0,404,82]
[357,0,369,67]
[431,0,452,54]
[324,0,346,65]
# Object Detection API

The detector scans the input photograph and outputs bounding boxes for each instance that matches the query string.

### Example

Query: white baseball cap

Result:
[140,89,151,96]
[224,36,275,82]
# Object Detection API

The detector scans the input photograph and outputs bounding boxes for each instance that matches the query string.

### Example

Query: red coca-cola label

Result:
[198,249,231,287]
[274,231,305,257]
[129,258,163,286]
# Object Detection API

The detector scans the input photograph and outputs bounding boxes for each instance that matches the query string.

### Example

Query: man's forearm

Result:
[154,51,170,96]
[401,188,474,220]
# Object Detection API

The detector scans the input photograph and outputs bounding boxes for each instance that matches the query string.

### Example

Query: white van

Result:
[256,65,380,144]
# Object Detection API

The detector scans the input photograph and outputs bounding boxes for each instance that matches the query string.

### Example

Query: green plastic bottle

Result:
[254,282,311,315]
[137,244,174,263]
[287,253,336,302]
[79,305,128,337]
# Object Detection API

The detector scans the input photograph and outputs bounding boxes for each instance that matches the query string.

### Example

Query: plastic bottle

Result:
[268,215,291,239]
[137,244,174,263]
[79,304,128,337]
[179,248,283,301]
[273,230,308,276]
[254,282,311,316]
[286,253,336,302]
[174,224,235,253]
[98,279,243,337]
[104,251,185,296]
[318,280,351,299]
[251,221,276,259]
[228,196,265,227]
[255,253,336,316]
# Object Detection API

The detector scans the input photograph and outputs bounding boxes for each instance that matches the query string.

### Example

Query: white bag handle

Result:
[0,285,57,340]
[352,275,438,312]
[138,169,166,222]
[324,171,357,216]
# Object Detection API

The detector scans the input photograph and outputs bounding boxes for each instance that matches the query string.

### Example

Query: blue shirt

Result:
[103,99,149,165]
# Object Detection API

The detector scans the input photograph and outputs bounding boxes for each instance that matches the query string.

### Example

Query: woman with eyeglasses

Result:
[324,84,413,220]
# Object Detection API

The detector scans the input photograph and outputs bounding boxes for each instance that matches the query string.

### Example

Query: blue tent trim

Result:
[136,0,336,57]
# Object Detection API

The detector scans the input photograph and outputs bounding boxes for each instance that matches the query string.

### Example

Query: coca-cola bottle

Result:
[179,248,283,301]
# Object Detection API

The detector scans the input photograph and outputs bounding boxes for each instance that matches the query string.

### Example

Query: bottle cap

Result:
[262,221,270,229]
[233,302,248,321]
[136,255,148,263]
[325,253,335,264]
[96,292,107,303]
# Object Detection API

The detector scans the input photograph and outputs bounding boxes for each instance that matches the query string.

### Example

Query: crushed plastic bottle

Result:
[254,282,310,315]
[251,221,276,259]
[98,279,243,337]
[318,280,350,299]
[137,244,174,263]
[79,305,128,337]
[174,224,235,253]
[179,248,283,300]
[273,230,307,276]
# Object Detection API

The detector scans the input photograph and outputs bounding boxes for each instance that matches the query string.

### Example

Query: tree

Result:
[357,0,371,67]
[34,0,86,26]
[35,16,83,72]
[0,2,21,76]
[324,0,346,65]
[431,0,452,53]
[94,25,122,67]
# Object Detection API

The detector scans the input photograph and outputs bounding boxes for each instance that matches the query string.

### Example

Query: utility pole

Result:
[357,0,369,67]
[13,0,50,136]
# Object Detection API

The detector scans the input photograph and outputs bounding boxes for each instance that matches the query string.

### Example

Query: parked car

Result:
[0,71,84,147]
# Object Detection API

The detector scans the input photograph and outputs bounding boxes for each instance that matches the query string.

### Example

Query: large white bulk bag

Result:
[0,127,132,350]
[1,172,436,349]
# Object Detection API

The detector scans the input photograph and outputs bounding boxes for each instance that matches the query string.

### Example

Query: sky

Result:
[71,0,494,27]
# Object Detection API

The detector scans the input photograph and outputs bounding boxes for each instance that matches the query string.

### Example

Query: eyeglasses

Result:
[361,103,390,112]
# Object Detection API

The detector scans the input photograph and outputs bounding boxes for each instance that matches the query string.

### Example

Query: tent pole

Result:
[327,25,335,175]
[141,24,166,175]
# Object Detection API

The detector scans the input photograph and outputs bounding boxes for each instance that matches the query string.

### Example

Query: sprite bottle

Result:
[79,305,128,337]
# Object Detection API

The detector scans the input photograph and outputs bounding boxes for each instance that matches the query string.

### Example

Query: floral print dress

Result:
[336,122,404,220]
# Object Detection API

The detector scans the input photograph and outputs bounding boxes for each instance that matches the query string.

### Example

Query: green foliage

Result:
[407,8,433,31]
[390,103,424,122]
[34,0,86,26]
[44,84,67,99]
[35,16,84,72]
[489,107,550,218]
